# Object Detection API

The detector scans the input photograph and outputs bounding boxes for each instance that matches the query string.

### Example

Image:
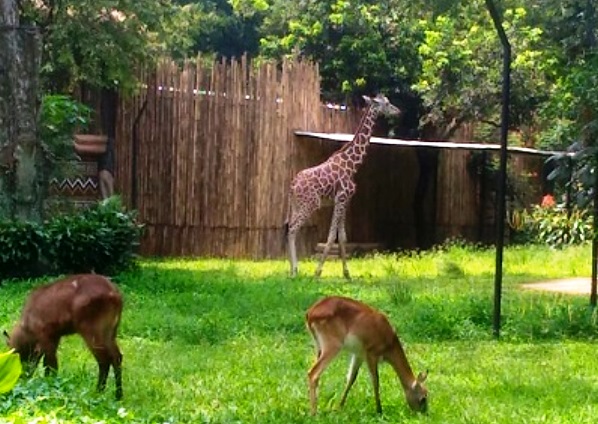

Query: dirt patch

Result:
[521,277,595,294]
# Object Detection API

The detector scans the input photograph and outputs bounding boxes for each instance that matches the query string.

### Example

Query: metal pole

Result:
[485,0,511,338]
[565,156,573,219]
[586,0,597,308]
[591,163,598,306]
[131,99,148,210]
[478,151,488,242]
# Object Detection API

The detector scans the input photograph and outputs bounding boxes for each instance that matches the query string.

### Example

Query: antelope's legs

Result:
[308,342,342,415]
[339,354,363,407]
[366,355,382,413]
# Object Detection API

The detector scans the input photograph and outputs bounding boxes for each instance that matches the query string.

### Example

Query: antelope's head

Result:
[406,370,428,413]
[4,326,42,376]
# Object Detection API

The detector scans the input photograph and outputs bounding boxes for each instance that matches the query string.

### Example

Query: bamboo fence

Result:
[114,57,355,257]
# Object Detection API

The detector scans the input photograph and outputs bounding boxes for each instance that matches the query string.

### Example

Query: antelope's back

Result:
[21,274,122,332]
[306,296,398,353]
[307,296,377,322]
[70,275,123,320]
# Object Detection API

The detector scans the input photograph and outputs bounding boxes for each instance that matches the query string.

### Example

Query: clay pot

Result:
[74,134,108,156]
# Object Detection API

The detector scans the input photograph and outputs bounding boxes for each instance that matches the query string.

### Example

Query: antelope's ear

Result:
[417,370,428,383]
[3,329,9,343]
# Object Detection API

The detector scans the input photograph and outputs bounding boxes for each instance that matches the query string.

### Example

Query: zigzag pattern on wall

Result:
[51,177,98,190]
[49,177,99,198]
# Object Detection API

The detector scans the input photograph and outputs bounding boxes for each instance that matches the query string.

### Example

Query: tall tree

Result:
[0,0,44,220]
[536,0,598,205]
[413,1,552,140]
[19,0,187,93]
[174,0,262,59]
[258,1,422,99]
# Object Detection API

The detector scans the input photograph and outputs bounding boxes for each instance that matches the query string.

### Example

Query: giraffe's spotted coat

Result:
[286,94,401,278]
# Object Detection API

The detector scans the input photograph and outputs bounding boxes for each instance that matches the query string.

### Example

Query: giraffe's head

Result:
[363,94,401,117]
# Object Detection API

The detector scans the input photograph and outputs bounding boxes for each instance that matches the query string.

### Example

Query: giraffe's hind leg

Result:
[315,202,346,278]
[337,208,351,280]
[288,197,319,277]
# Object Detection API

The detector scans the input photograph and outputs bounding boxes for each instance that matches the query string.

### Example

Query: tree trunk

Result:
[0,0,43,221]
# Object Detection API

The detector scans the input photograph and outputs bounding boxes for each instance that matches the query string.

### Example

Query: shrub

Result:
[45,197,143,275]
[0,197,143,279]
[511,201,593,248]
[0,220,46,278]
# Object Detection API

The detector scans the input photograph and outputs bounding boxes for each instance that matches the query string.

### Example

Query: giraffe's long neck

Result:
[334,105,377,172]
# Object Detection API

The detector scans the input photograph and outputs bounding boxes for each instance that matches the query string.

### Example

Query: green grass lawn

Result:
[1,244,597,423]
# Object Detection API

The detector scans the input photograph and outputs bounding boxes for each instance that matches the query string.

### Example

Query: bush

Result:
[0,221,46,278]
[0,197,143,279]
[510,199,593,248]
[45,197,143,275]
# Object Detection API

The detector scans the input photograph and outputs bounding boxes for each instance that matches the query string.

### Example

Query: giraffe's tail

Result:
[283,221,289,244]
[283,189,293,246]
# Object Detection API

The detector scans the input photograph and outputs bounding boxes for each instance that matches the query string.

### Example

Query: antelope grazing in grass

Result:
[4,274,124,399]
[306,296,428,415]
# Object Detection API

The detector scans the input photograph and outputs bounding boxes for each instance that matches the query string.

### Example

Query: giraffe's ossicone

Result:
[285,94,401,278]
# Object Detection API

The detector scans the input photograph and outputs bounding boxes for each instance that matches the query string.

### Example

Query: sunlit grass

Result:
[1,243,597,423]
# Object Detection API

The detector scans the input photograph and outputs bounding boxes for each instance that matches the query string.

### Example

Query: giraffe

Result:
[285,94,401,279]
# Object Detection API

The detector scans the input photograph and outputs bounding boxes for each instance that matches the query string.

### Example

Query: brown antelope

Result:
[3,274,124,399]
[306,296,428,415]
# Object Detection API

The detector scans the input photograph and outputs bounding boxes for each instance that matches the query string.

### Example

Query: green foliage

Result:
[539,54,598,148]
[40,95,92,180]
[177,0,262,60]
[0,350,22,395]
[19,0,192,92]
[527,0,597,65]
[530,1,598,192]
[45,197,143,275]
[0,197,142,279]
[545,146,598,209]
[258,0,424,102]
[0,221,46,279]
[539,54,598,207]
[414,2,553,138]
[40,95,91,156]
[513,204,593,248]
